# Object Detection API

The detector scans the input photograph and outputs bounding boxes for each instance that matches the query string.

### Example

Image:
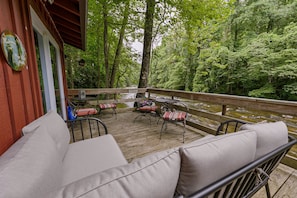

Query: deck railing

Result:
[67,87,297,169]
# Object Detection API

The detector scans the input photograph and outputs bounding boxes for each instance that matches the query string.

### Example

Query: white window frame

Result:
[30,7,66,119]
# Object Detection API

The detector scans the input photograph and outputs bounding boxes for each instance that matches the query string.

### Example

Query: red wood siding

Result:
[0,0,44,155]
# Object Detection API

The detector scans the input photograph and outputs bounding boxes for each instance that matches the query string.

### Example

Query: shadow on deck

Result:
[69,110,297,198]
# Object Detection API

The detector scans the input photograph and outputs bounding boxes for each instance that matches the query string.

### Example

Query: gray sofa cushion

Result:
[0,126,62,198]
[22,110,70,160]
[48,148,180,198]
[240,121,288,159]
[177,130,257,196]
[62,134,128,186]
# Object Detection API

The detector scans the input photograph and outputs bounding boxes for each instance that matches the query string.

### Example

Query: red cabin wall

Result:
[0,0,44,155]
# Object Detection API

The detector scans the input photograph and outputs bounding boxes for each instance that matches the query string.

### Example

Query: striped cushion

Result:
[163,111,187,121]
[99,103,117,109]
[139,106,158,112]
[76,108,98,116]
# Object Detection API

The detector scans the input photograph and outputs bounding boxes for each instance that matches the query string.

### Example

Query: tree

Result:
[103,0,110,87]
[110,1,130,88]
[65,0,141,89]
[137,0,156,98]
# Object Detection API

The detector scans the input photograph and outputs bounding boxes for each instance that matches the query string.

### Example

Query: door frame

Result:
[30,7,66,119]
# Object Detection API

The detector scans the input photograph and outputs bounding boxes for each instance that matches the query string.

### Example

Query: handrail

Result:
[68,88,147,96]
[67,88,148,105]
[147,88,297,116]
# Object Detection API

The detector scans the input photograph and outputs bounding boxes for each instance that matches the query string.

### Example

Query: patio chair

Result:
[98,103,117,118]
[67,99,98,119]
[216,119,247,135]
[160,102,188,143]
[65,117,108,142]
[134,102,159,124]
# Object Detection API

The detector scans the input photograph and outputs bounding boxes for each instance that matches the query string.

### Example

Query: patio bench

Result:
[188,122,297,198]
[1,111,296,198]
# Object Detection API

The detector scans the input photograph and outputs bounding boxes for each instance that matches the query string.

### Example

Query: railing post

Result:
[222,105,227,116]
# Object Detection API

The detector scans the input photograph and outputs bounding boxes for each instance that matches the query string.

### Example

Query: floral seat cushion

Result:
[99,103,117,109]
[163,111,187,121]
[76,108,98,116]
[139,106,158,113]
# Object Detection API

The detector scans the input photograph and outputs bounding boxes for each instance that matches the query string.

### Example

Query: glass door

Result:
[31,8,66,119]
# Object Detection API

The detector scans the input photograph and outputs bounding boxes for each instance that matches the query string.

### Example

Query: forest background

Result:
[65,0,297,101]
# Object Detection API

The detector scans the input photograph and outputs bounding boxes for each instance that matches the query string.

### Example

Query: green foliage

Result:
[65,0,297,101]
[150,0,297,101]
[248,84,275,98]
[65,0,141,88]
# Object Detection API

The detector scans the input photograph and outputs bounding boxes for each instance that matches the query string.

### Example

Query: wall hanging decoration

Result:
[1,30,27,71]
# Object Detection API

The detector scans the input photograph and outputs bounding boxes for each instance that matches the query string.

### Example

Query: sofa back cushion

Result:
[176,130,257,196]
[22,110,70,160]
[240,121,288,159]
[0,126,63,198]
[48,148,180,198]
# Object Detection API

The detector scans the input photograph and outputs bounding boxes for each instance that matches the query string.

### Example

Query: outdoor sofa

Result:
[0,110,296,198]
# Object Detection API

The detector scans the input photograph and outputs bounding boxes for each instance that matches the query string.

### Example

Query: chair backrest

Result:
[65,117,108,142]
[216,120,246,135]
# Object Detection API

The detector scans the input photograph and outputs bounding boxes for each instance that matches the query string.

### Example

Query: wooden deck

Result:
[101,110,208,162]
[72,110,297,197]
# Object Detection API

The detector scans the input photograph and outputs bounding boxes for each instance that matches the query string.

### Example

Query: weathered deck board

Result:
[101,111,205,162]
[273,165,297,198]
[253,163,296,197]
[70,110,297,197]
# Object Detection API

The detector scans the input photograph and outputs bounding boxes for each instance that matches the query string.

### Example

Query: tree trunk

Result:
[110,2,129,88]
[97,23,102,88]
[103,0,110,88]
[137,0,156,98]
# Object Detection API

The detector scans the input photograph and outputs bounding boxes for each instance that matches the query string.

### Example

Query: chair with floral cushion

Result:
[67,99,98,119]
[160,102,188,143]
[134,105,159,124]
[134,100,160,124]
[98,103,117,118]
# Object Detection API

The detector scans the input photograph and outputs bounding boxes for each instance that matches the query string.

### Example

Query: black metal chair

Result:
[216,119,247,135]
[160,102,188,143]
[67,99,98,118]
[65,117,108,142]
[134,105,159,124]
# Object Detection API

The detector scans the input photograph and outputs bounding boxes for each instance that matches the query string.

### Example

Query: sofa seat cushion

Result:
[240,121,288,159]
[49,148,180,198]
[0,126,62,198]
[177,130,257,196]
[22,110,70,161]
[62,134,127,186]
